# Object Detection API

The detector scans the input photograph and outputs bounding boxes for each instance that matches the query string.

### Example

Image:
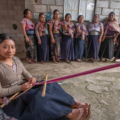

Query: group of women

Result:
[21,9,120,64]
[1,8,120,120]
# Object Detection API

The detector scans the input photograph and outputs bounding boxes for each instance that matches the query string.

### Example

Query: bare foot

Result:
[71,100,89,109]
[41,61,44,64]
[28,60,34,64]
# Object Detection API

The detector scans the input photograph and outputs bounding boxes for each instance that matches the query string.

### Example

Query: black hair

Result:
[39,13,45,18]
[77,15,84,21]
[23,9,31,18]
[94,14,100,19]
[109,12,115,16]
[65,13,71,18]
[53,9,59,15]
[0,34,15,44]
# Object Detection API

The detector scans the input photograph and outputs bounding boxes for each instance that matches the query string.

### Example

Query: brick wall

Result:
[0,0,25,54]
[25,0,64,21]
[95,0,120,23]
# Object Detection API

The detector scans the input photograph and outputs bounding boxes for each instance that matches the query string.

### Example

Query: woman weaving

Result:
[0,34,90,120]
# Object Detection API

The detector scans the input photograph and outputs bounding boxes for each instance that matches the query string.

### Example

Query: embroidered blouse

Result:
[47,19,61,31]
[60,21,75,33]
[21,18,35,31]
[75,23,88,35]
[88,22,103,32]
[35,22,47,40]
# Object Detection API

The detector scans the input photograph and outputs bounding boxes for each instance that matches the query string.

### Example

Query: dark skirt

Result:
[62,34,74,60]
[114,35,120,59]
[86,35,99,60]
[24,33,37,62]
[38,35,49,62]
[75,36,85,59]
[51,33,62,59]
[2,82,74,120]
[99,37,114,59]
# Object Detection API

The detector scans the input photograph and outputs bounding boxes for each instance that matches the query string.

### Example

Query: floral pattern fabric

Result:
[24,35,37,62]
[39,22,46,31]
[21,18,35,31]
[0,109,17,120]
[88,22,103,32]
[47,19,61,32]
[51,33,62,59]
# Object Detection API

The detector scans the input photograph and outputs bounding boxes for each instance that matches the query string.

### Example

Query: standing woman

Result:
[48,9,62,63]
[75,15,88,62]
[86,14,103,62]
[35,13,49,64]
[61,13,75,63]
[21,9,37,64]
[99,12,120,62]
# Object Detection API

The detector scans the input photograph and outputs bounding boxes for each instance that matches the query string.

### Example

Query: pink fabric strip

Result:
[33,63,120,86]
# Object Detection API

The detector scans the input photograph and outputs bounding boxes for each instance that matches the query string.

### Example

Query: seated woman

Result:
[0,34,90,120]
[75,15,88,62]
[35,13,49,64]
[99,12,120,62]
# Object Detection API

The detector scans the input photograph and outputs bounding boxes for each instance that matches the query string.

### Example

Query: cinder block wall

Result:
[25,0,64,21]
[1,0,120,57]
[0,0,25,54]
[95,0,120,23]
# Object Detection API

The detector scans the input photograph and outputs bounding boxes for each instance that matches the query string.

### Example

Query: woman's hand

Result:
[21,82,32,91]
[38,40,41,45]
[29,77,36,84]
[113,38,117,42]
[98,37,101,43]
[25,36,30,42]
[86,37,88,43]
[51,38,55,44]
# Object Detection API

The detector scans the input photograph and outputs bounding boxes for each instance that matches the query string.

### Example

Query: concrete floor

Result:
[20,54,120,120]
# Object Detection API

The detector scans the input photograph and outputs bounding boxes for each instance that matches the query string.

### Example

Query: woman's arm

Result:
[49,25,55,43]
[98,26,104,43]
[35,22,41,44]
[113,32,119,42]
[21,23,29,42]
[0,82,22,97]
[62,24,69,32]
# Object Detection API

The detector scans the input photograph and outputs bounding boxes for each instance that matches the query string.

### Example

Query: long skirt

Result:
[86,35,99,60]
[99,37,114,59]
[62,35,74,60]
[75,36,85,59]
[114,35,120,59]
[24,34,37,62]
[51,33,62,59]
[2,82,74,120]
[38,35,49,62]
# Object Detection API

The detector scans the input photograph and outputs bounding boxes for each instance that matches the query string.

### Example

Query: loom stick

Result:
[13,76,45,100]
[0,92,20,108]
[42,74,48,97]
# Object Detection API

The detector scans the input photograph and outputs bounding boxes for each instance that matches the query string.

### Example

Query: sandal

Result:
[70,105,91,120]
[77,59,82,62]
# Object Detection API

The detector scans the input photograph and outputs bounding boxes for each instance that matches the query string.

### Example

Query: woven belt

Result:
[89,31,100,35]
[53,31,60,33]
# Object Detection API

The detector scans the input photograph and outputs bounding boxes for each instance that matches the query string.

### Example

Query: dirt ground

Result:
[20,56,120,120]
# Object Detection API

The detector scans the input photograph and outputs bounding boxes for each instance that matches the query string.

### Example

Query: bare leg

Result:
[53,56,57,63]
